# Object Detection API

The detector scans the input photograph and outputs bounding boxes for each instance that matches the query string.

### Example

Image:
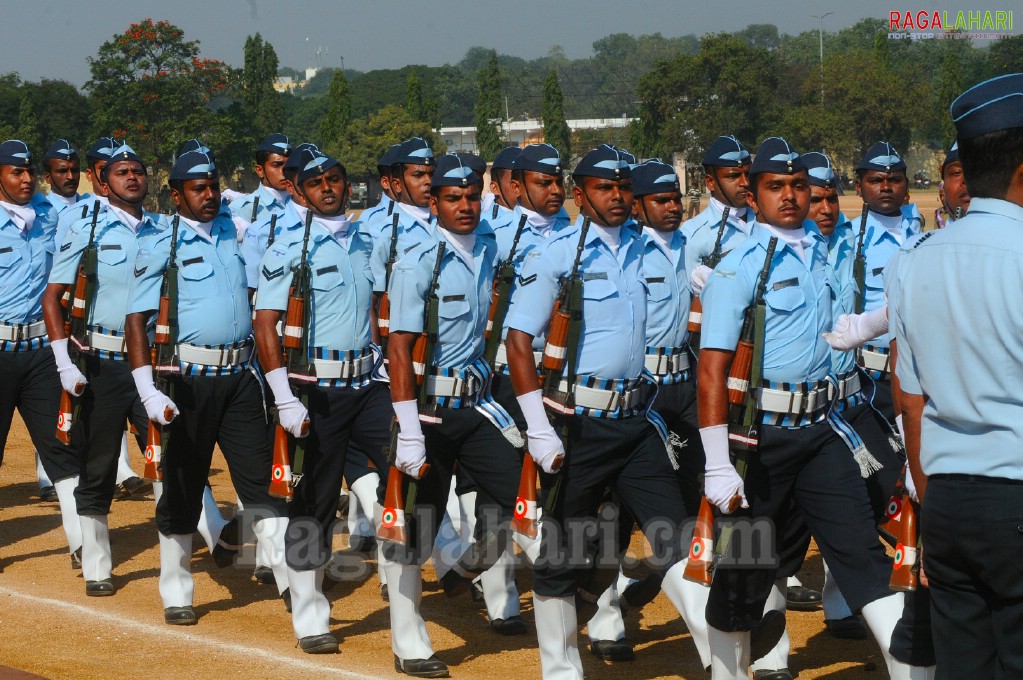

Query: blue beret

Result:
[170,151,217,181]
[573,144,632,180]
[43,139,77,161]
[378,144,400,168]
[86,137,122,161]
[618,148,638,169]
[284,143,321,172]
[105,143,143,167]
[0,140,31,167]
[631,159,679,197]
[702,136,750,167]
[294,149,341,184]
[940,141,959,174]
[258,133,292,156]
[855,141,906,173]
[513,143,562,175]
[178,138,212,157]
[454,152,487,178]
[492,146,522,171]
[801,152,837,188]
[951,74,1023,140]
[749,137,805,177]
[392,137,434,166]
[431,154,479,188]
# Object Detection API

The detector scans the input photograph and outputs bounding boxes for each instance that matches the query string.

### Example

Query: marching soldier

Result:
[935,141,970,229]
[123,150,289,624]
[41,139,88,220]
[358,144,400,237]
[229,133,293,242]
[482,145,522,221]
[54,137,119,254]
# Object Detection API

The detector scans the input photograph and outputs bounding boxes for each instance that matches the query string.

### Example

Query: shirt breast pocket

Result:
[644,278,671,303]
[0,246,25,282]
[179,260,216,297]
[582,277,619,329]
[765,285,806,337]
[310,266,344,293]
[439,297,471,320]
[97,246,128,283]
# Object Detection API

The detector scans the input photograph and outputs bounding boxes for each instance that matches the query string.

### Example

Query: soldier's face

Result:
[633,191,683,232]
[102,161,147,204]
[44,158,81,198]
[941,161,971,216]
[573,176,634,227]
[430,185,481,235]
[807,185,840,236]
[748,172,810,229]
[512,171,565,217]
[856,170,908,216]
[301,166,348,217]
[706,164,750,209]
[172,177,222,223]
[87,161,109,197]
[255,153,289,191]
[0,165,36,205]
[394,164,434,208]
[491,170,518,210]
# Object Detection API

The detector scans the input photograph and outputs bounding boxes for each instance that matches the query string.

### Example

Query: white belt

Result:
[644,348,690,376]
[177,342,253,367]
[555,378,644,412]
[310,354,374,380]
[835,372,862,400]
[494,342,542,370]
[0,320,47,342]
[425,374,480,399]
[755,384,830,416]
[85,330,126,353]
[861,348,890,373]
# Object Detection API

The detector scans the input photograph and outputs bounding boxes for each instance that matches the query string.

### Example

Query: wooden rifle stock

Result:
[541,218,590,376]
[511,453,538,538]
[269,424,293,500]
[143,421,163,482]
[485,215,527,353]
[890,491,918,591]
[689,207,730,342]
[378,421,431,545]
[683,496,716,585]
[56,390,73,444]
[879,466,907,543]
[378,213,401,350]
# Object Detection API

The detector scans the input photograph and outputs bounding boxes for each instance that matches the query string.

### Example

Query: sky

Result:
[5,0,1020,87]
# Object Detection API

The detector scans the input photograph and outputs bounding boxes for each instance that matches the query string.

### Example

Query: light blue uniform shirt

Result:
[387,229,495,370]
[357,196,395,239]
[825,213,858,375]
[241,202,299,288]
[856,205,921,348]
[256,218,375,351]
[890,198,1023,479]
[49,209,161,332]
[128,214,251,346]
[0,201,57,323]
[681,202,754,278]
[229,183,289,227]
[370,204,435,294]
[640,228,691,349]
[505,215,647,381]
[55,195,105,248]
[701,221,832,384]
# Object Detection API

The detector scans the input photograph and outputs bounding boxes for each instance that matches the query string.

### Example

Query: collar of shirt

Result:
[313,212,353,245]
[440,229,477,265]
[259,184,289,208]
[47,192,78,210]
[177,214,214,242]
[752,220,823,262]
[397,201,432,225]
[519,205,557,235]
[645,227,680,257]
[0,200,36,232]
[966,197,1023,224]
[107,204,144,232]
[708,195,749,223]
[590,223,622,254]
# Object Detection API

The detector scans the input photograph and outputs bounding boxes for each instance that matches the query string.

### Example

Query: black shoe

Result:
[85,579,115,597]
[39,486,57,502]
[117,476,151,499]
[470,579,485,608]
[786,585,822,611]
[253,565,275,585]
[394,654,449,678]
[299,632,338,654]
[212,518,241,569]
[282,588,292,613]
[439,569,472,599]
[380,583,389,602]
[750,609,786,663]
[589,639,636,662]
[753,670,794,680]
[70,547,82,570]
[620,573,664,614]
[336,493,351,521]
[490,616,527,636]
[826,615,867,640]
[164,606,197,625]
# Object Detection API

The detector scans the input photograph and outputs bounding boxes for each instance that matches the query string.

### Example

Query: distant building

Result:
[440,117,636,157]
[273,76,300,93]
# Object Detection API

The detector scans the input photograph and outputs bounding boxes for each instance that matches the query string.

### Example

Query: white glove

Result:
[700,424,747,513]
[517,389,564,473]
[690,265,713,296]
[51,338,87,396]
[393,399,428,478]
[822,306,889,351]
[265,367,309,438]
[131,365,179,425]
[895,414,919,503]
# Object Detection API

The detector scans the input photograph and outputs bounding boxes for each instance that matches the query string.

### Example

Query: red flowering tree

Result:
[86,19,244,168]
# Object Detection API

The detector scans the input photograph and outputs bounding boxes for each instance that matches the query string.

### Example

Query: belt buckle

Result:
[225,346,239,366]
[606,388,621,412]
[805,389,817,414]
[14,324,24,342]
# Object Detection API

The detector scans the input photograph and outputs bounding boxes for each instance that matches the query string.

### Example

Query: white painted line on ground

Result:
[0,585,389,680]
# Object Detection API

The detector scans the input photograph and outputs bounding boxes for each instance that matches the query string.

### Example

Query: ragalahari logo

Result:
[888,9,1014,39]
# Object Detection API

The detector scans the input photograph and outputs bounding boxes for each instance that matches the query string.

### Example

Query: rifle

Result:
[890,490,919,592]
[249,195,260,224]
[265,214,278,249]
[687,207,730,350]
[852,203,869,314]
[56,200,101,445]
[484,214,528,363]
[685,236,777,586]
[144,215,182,481]
[377,212,401,352]
[879,466,906,544]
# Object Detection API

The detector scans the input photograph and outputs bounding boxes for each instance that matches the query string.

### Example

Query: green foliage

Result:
[541,71,571,161]
[21,80,91,153]
[321,70,352,156]
[335,104,446,178]
[16,93,42,156]
[243,33,284,137]
[405,72,440,129]
[474,51,504,161]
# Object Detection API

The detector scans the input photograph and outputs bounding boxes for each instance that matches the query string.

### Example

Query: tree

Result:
[336,104,446,178]
[541,71,571,161]
[405,71,440,128]
[16,93,42,156]
[243,33,284,137]
[474,51,504,161]
[321,70,352,156]
[22,80,91,152]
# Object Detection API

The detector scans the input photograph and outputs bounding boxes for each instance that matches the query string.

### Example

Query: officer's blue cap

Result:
[43,139,77,161]
[283,143,321,172]
[392,137,434,166]
[801,152,837,188]
[940,141,959,175]
[749,137,805,177]
[257,133,292,156]
[178,138,213,157]
[454,152,487,179]
[0,140,31,167]
[294,149,341,185]
[170,151,217,181]
[951,74,1023,140]
[377,144,400,169]
[702,136,751,168]
[86,137,122,162]
[855,141,906,173]
[573,144,632,180]
[619,148,638,169]
[513,143,562,175]
[631,159,679,197]
[492,146,522,171]
[431,154,479,188]
[106,143,143,167]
